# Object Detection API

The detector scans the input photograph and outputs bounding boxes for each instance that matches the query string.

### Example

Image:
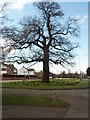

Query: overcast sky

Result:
[0,0,88,74]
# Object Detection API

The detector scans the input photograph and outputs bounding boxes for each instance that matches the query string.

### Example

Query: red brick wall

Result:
[7,68,14,75]
[1,75,38,80]
[2,76,26,80]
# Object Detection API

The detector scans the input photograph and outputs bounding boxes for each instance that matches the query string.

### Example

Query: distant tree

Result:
[2,2,80,83]
[62,71,66,78]
[67,69,72,78]
[75,72,78,78]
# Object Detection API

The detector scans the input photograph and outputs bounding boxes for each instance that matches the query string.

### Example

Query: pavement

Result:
[2,105,67,118]
[2,88,88,118]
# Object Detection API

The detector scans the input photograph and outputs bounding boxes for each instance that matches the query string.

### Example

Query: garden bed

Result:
[2,79,88,89]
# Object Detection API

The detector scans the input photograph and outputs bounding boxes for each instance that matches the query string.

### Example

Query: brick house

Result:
[0,63,17,75]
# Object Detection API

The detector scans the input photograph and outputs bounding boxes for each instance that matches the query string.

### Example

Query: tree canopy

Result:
[2,2,80,83]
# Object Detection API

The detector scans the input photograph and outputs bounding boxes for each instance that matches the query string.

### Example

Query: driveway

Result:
[2,88,88,118]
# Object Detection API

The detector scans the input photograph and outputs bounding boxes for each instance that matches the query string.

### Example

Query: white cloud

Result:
[76,14,80,19]
[11,0,32,10]
[1,0,38,10]
[0,39,6,47]
[0,0,6,4]
[80,15,88,24]
[76,14,88,24]
[0,0,36,10]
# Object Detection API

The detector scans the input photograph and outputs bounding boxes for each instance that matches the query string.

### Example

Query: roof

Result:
[21,66,35,71]
[2,63,17,70]
[26,68,35,71]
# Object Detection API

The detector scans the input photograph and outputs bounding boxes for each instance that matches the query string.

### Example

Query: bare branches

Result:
[3,53,43,64]
[2,2,80,69]
[0,2,10,27]
[51,18,80,37]
[34,2,64,19]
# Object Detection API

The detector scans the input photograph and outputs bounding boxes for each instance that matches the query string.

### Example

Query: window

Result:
[24,71,27,73]
[2,68,6,71]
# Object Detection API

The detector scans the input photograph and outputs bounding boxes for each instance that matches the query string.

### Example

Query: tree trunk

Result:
[42,46,49,83]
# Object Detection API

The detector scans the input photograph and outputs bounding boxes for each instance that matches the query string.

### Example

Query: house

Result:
[18,66,35,75]
[35,71,43,78]
[0,63,17,75]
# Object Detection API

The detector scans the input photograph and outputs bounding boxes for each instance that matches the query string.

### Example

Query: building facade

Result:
[18,66,35,75]
[0,63,17,75]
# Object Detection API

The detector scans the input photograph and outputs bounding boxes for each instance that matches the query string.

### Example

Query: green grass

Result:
[2,94,69,108]
[2,78,88,89]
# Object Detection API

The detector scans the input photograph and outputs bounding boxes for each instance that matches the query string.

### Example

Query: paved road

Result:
[2,105,67,118]
[2,88,88,118]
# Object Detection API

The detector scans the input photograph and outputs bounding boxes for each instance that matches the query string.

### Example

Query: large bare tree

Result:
[2,2,80,83]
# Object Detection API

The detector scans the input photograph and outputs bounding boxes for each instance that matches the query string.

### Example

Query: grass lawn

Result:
[2,94,69,108]
[2,78,88,89]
